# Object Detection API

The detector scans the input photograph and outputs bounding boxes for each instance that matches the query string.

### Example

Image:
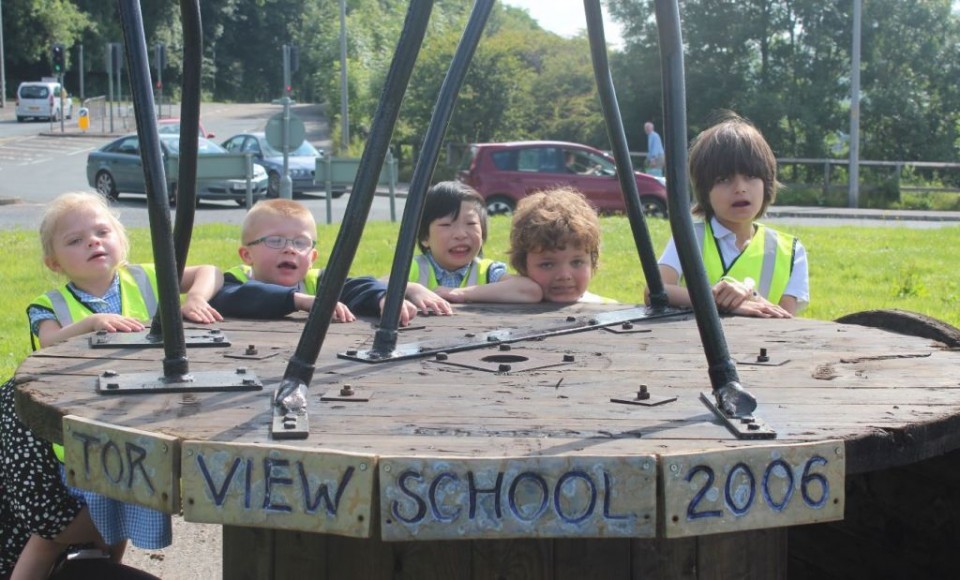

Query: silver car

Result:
[221,132,335,198]
[86,134,269,206]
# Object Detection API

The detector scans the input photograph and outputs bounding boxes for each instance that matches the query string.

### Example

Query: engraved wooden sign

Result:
[181,441,375,537]
[63,415,179,513]
[380,455,657,541]
[662,441,846,538]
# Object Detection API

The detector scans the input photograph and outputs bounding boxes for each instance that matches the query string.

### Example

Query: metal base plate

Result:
[341,306,689,363]
[96,369,262,394]
[89,328,230,348]
[611,394,678,406]
[700,392,776,440]
[271,387,310,439]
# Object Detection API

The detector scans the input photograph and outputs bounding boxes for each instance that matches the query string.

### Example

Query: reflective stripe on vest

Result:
[29,264,158,349]
[409,255,491,289]
[685,221,796,304]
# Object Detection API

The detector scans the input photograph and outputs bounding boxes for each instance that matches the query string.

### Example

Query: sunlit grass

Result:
[3,218,959,378]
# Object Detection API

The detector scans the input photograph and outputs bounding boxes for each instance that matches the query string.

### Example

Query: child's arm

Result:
[292,293,357,323]
[179,265,224,323]
[404,282,453,315]
[210,278,300,319]
[435,275,543,304]
[36,315,146,349]
[652,265,791,318]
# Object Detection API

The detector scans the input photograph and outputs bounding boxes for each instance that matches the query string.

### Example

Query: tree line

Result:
[6,0,959,171]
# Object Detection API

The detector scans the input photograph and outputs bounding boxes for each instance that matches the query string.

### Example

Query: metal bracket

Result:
[270,386,310,440]
[96,368,262,394]
[611,385,677,406]
[89,328,230,349]
[341,306,689,363]
[320,384,371,402]
[429,344,574,374]
[700,392,776,440]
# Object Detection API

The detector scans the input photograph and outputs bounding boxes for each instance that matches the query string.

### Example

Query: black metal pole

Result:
[583,0,667,308]
[275,0,435,401]
[116,0,189,379]
[654,0,755,415]
[373,0,494,355]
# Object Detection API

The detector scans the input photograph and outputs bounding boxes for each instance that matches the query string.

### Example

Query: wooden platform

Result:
[13,303,960,578]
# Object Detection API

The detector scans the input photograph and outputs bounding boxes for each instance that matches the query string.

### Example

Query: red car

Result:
[457,141,667,217]
[157,117,215,139]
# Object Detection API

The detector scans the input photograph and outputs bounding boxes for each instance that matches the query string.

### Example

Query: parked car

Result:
[16,81,73,122]
[157,118,214,139]
[221,132,337,198]
[457,141,668,217]
[86,133,268,206]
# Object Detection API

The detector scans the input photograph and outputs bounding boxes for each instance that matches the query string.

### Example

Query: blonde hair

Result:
[241,199,317,243]
[39,192,129,262]
[508,187,601,276]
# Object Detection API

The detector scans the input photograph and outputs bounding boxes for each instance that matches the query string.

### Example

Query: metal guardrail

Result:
[167,152,258,208]
[314,153,399,223]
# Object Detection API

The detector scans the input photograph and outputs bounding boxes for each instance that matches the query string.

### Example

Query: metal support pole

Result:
[655,0,755,416]
[373,0,493,356]
[273,0,435,409]
[339,0,350,151]
[280,45,293,199]
[117,0,189,379]
[583,0,667,308]
[848,0,862,208]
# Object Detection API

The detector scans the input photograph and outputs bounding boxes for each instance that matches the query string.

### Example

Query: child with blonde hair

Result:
[25,191,224,565]
[212,199,449,321]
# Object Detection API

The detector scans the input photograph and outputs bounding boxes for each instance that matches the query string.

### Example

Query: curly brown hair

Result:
[508,187,601,276]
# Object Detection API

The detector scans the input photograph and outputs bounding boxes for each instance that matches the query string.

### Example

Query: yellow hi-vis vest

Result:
[683,221,797,304]
[225,265,323,293]
[27,264,158,462]
[409,255,493,290]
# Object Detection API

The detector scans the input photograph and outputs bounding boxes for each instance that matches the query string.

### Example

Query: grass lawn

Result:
[3,217,959,378]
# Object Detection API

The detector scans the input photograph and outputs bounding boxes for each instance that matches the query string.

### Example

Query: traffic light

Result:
[52,44,65,74]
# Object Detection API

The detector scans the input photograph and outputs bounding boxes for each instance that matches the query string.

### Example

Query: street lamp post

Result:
[1,0,6,108]
[848,0,862,208]
[339,0,349,151]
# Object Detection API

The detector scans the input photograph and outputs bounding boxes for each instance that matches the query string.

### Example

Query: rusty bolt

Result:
[213,335,225,343]
[563,354,575,363]
[241,378,256,386]
[588,318,599,325]
[236,367,247,375]
[465,332,476,338]
[499,343,511,351]
[486,335,499,342]
[245,344,258,356]
[498,363,512,373]
[209,328,221,334]
[566,316,577,322]
[102,370,118,378]
[757,348,770,363]
[340,384,355,397]
[740,416,755,424]
[637,384,650,400]
[622,321,634,330]
[346,349,358,356]
[106,382,119,390]
[436,352,448,361]
[747,423,761,431]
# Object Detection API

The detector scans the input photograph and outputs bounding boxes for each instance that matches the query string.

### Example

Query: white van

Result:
[16,81,74,122]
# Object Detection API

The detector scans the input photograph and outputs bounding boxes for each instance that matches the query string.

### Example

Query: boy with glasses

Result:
[211,199,449,323]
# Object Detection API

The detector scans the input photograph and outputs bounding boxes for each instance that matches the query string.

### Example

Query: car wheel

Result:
[95,171,119,200]
[267,172,281,198]
[640,196,668,219]
[51,109,59,123]
[486,195,515,216]
[332,188,346,199]
[16,116,24,123]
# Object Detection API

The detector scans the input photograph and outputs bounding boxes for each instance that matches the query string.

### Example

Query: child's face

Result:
[239,214,318,287]
[524,244,593,303]
[423,201,484,271]
[44,206,124,287]
[708,173,765,228]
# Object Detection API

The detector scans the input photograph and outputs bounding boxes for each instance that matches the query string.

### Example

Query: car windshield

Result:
[261,139,320,158]
[161,136,226,155]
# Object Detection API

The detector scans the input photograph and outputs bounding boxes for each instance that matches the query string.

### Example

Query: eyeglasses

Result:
[245,235,316,252]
